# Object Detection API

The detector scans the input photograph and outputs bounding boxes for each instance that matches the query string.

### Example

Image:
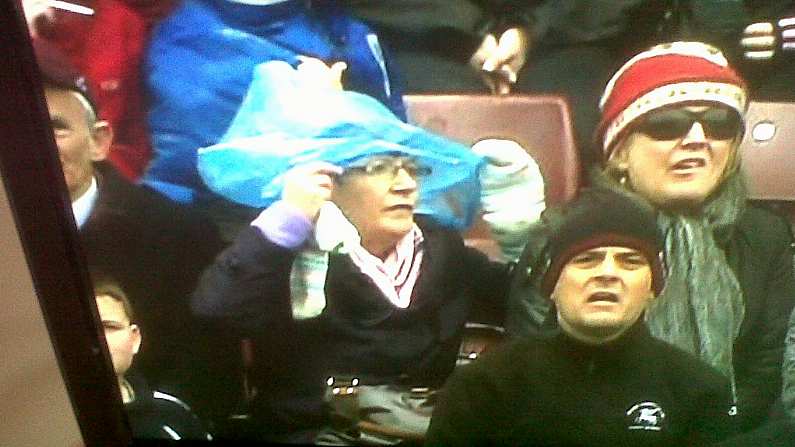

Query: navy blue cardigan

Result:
[192,217,510,438]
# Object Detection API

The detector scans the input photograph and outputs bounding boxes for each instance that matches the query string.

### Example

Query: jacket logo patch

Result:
[626,401,665,431]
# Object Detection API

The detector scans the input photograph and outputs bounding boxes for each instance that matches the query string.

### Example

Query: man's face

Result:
[615,105,738,209]
[44,86,110,201]
[331,156,421,256]
[96,294,140,377]
[551,246,654,343]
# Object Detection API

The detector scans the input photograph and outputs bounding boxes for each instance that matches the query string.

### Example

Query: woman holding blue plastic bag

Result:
[191,60,545,443]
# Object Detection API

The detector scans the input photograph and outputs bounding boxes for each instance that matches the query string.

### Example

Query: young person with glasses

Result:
[93,277,212,441]
[507,42,795,436]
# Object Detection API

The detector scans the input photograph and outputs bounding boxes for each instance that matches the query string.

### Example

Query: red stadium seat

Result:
[741,102,795,201]
[404,94,580,206]
[740,101,795,223]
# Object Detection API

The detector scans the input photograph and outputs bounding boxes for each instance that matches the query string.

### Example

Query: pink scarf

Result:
[347,225,424,309]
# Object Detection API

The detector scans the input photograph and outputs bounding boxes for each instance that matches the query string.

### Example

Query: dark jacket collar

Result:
[124,370,154,413]
[552,318,651,359]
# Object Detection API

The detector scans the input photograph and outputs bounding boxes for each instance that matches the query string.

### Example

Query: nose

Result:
[593,254,620,283]
[681,121,708,147]
[391,166,418,193]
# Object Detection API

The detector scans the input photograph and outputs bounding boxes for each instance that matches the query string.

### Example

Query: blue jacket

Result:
[144,0,405,203]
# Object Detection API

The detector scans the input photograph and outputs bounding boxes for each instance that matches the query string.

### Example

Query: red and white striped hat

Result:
[596,41,748,159]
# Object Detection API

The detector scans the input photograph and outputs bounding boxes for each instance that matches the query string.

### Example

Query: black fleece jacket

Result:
[427,322,736,446]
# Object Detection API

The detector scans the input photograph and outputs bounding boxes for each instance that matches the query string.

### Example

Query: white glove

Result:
[472,139,545,261]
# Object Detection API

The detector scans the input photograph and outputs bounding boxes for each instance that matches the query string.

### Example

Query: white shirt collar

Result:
[72,176,98,229]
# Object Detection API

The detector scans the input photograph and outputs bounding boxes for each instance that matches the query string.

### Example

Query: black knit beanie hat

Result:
[541,189,665,297]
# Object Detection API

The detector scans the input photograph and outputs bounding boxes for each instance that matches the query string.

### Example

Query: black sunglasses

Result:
[635,107,743,141]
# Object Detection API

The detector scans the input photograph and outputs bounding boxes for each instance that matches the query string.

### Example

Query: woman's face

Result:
[612,105,740,209]
[332,156,422,256]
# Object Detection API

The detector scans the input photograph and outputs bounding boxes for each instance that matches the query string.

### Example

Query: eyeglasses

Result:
[635,107,742,141]
[344,157,431,179]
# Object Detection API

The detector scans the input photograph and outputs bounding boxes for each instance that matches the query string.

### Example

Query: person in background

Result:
[738,4,795,101]
[508,41,795,434]
[33,40,235,432]
[93,276,212,441]
[781,305,795,424]
[341,0,531,94]
[427,189,735,446]
[21,0,176,180]
[143,0,406,216]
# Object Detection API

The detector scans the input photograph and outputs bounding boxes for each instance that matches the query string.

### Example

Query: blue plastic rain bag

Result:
[198,61,485,230]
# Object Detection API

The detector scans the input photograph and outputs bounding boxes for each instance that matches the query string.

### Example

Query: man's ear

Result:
[130,324,142,355]
[89,120,113,162]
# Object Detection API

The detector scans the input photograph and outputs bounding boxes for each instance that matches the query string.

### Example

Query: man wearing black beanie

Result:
[426,189,736,446]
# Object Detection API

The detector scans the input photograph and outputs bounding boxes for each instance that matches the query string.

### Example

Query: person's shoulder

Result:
[649,336,730,389]
[150,0,217,36]
[739,202,793,242]
[97,165,220,235]
[150,390,194,414]
[414,216,465,243]
[456,336,542,382]
[141,390,212,441]
[100,166,202,216]
[151,391,212,438]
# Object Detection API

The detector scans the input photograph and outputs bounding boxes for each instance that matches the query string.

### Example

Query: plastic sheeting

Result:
[198,61,485,230]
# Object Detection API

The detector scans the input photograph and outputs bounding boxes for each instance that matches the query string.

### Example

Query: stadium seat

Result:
[404,94,579,206]
[740,101,795,223]
[405,94,579,260]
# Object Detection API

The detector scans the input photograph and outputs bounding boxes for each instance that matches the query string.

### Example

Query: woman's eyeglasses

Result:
[345,157,432,180]
[635,107,743,141]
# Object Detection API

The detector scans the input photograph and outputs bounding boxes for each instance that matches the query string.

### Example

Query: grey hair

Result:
[68,90,98,127]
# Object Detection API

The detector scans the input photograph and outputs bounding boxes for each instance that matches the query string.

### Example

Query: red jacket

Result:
[37,0,175,180]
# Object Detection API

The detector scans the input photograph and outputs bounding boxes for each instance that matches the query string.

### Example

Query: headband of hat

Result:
[597,42,748,159]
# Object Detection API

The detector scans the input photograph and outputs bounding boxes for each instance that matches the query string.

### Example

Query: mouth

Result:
[671,157,707,173]
[586,292,620,304]
[384,204,414,212]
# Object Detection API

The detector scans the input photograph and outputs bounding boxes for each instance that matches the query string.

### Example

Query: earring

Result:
[619,172,628,186]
